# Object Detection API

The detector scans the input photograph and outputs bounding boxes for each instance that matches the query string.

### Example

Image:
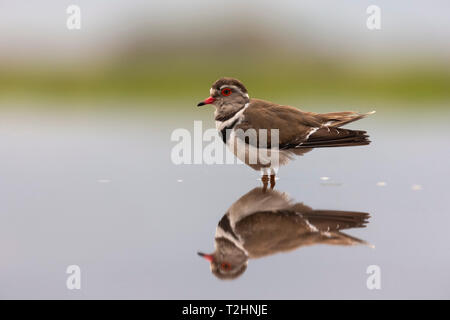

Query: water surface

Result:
[0,105,449,299]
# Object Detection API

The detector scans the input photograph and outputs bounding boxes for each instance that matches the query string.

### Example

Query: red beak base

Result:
[197,252,214,262]
[197,96,216,107]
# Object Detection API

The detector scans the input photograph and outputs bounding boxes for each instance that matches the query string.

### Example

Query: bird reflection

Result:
[198,187,371,280]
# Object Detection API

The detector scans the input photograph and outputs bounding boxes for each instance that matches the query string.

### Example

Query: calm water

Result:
[0,104,449,299]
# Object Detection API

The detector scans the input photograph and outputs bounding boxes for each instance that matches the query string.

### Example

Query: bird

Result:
[197,77,374,190]
[198,187,371,280]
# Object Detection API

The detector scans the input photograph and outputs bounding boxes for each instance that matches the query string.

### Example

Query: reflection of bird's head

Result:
[198,238,248,280]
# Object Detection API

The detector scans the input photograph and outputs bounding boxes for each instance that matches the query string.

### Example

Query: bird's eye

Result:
[221,88,232,96]
[221,262,231,270]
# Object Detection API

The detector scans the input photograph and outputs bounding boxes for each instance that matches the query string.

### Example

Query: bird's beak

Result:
[197,252,214,262]
[197,96,216,107]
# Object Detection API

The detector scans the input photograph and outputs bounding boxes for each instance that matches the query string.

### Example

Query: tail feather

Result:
[297,128,370,149]
[293,206,373,247]
[302,210,370,230]
[319,110,375,128]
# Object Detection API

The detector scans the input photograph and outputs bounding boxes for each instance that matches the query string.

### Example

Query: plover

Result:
[197,77,374,189]
[198,187,371,280]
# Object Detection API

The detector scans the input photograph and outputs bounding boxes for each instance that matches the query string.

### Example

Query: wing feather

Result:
[234,99,372,149]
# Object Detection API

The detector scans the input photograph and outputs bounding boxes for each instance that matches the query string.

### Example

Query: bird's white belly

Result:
[227,130,293,171]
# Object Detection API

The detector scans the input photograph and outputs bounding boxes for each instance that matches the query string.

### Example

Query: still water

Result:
[0,104,449,299]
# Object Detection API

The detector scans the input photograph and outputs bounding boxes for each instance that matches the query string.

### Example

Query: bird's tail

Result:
[297,127,370,148]
[319,110,376,128]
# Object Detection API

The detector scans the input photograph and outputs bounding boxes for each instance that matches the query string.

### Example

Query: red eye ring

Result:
[221,88,232,96]
[221,262,231,270]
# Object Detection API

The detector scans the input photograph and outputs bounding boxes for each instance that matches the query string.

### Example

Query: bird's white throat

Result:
[215,103,249,131]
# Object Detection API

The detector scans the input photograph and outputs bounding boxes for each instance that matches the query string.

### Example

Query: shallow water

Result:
[0,105,449,299]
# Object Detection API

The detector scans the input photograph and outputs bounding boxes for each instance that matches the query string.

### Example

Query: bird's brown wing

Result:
[235,99,371,149]
[236,209,370,258]
[235,99,319,148]
[235,211,314,258]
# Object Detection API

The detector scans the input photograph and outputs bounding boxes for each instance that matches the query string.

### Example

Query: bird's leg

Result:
[260,168,270,192]
[261,175,269,192]
[269,167,278,190]
[270,174,276,189]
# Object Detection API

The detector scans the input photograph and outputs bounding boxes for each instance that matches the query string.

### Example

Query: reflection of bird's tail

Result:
[303,210,370,230]
[297,208,373,248]
[326,232,375,249]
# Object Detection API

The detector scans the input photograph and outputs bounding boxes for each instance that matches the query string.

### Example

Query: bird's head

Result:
[197,77,250,111]
[197,238,248,280]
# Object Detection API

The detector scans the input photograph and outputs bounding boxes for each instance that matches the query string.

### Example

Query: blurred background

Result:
[1,1,449,299]
[1,0,449,106]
